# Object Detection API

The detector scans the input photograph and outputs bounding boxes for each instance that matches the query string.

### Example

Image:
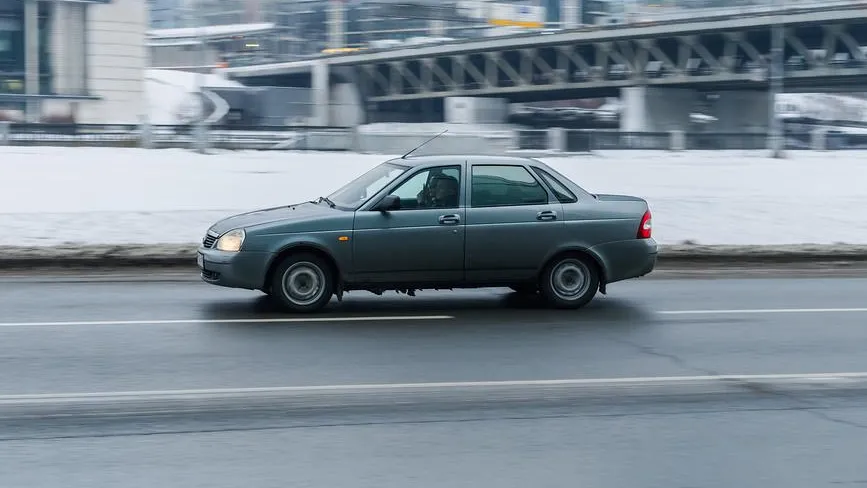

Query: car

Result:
[197,154,657,313]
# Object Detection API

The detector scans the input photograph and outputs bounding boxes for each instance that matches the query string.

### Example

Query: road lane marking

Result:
[659,307,867,315]
[3,372,867,402]
[0,315,455,328]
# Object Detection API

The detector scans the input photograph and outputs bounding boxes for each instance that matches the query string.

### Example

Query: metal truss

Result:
[354,21,867,102]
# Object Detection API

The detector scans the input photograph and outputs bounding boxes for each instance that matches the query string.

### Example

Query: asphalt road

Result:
[2,272,867,487]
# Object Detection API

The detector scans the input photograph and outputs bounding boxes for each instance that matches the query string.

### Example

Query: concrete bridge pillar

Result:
[312,59,330,126]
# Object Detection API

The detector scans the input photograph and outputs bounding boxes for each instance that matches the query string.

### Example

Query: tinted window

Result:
[471,165,549,208]
[532,167,577,203]
[387,165,461,210]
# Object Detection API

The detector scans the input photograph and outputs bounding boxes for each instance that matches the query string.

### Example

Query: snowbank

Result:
[1,147,866,247]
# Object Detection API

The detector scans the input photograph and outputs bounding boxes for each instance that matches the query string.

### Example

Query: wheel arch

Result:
[541,247,608,291]
[263,243,341,292]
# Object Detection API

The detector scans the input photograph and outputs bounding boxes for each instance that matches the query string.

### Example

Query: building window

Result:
[0,4,24,95]
[0,1,56,96]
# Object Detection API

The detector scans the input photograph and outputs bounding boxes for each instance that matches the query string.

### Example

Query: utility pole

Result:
[768,0,785,158]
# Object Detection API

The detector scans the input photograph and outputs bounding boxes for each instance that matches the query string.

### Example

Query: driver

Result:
[418,175,459,208]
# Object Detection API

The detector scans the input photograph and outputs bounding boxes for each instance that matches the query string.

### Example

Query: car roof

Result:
[387,154,549,168]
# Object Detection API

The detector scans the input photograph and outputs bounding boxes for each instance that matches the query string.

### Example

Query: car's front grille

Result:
[203,233,217,248]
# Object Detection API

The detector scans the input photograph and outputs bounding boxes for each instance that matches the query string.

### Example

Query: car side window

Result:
[471,165,550,208]
[386,165,462,210]
[532,167,578,203]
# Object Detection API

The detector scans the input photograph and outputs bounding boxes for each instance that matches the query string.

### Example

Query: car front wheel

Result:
[270,253,334,313]
[539,255,599,309]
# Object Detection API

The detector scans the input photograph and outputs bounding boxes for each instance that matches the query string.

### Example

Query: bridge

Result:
[221,3,867,131]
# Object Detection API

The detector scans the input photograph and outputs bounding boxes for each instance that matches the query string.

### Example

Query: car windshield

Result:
[327,161,409,209]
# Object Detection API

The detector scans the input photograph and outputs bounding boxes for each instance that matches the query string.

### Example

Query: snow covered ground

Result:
[1,146,865,247]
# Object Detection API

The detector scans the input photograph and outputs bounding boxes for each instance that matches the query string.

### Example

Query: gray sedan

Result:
[198,155,657,312]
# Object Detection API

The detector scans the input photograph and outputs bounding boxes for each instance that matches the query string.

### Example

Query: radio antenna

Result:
[400,129,448,159]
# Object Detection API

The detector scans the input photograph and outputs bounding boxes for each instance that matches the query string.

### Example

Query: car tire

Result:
[270,252,334,313]
[539,255,599,309]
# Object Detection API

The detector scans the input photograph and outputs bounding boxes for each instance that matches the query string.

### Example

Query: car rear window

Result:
[532,167,578,203]
[471,165,549,207]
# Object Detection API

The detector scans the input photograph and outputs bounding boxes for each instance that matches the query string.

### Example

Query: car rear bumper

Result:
[197,247,272,290]
[590,238,657,284]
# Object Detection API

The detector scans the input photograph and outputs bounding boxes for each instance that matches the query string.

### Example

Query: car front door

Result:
[351,163,466,284]
[464,163,565,283]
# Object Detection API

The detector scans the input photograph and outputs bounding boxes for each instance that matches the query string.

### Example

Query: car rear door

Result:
[464,163,564,283]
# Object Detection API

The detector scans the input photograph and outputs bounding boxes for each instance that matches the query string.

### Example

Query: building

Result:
[148,0,188,29]
[0,0,146,124]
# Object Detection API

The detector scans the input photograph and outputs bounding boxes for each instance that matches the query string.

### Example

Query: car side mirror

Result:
[375,194,400,212]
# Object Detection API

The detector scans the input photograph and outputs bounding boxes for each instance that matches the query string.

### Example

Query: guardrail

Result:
[518,128,866,151]
[0,122,354,151]
[0,122,863,152]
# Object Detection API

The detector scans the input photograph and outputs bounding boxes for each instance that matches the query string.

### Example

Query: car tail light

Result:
[637,210,652,239]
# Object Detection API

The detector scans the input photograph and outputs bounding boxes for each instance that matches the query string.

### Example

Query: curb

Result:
[2,244,867,271]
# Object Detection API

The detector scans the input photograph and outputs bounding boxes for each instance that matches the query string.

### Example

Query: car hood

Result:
[208,201,336,236]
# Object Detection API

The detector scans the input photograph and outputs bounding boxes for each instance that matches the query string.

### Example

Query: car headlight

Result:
[215,229,245,252]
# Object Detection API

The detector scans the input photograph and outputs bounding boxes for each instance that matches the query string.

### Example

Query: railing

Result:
[0,123,354,151]
[1,122,864,152]
[514,128,865,152]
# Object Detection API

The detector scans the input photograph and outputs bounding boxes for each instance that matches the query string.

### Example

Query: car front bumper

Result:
[197,247,273,291]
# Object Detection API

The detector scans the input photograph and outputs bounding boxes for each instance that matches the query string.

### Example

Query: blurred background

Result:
[2,0,867,152]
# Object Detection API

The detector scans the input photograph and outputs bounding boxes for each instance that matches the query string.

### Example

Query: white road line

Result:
[2,372,867,401]
[659,307,867,315]
[4,307,866,328]
[0,315,455,328]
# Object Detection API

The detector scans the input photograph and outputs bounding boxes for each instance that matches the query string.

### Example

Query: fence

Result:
[0,121,863,152]
[514,128,866,152]
[0,122,354,151]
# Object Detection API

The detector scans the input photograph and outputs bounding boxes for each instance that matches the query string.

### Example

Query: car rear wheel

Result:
[539,255,599,309]
[270,253,334,313]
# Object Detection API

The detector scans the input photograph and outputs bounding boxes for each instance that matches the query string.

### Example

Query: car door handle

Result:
[438,214,461,225]
[537,210,557,221]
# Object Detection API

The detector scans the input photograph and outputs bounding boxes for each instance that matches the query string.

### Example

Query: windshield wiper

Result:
[318,196,336,208]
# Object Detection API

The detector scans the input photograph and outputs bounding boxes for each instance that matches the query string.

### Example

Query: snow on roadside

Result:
[1,146,865,247]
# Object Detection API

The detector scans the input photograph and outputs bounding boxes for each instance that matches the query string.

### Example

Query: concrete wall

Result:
[621,87,771,133]
[707,91,770,133]
[80,0,148,123]
[354,132,515,155]
[149,44,221,69]
[621,86,695,132]
[444,97,509,124]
